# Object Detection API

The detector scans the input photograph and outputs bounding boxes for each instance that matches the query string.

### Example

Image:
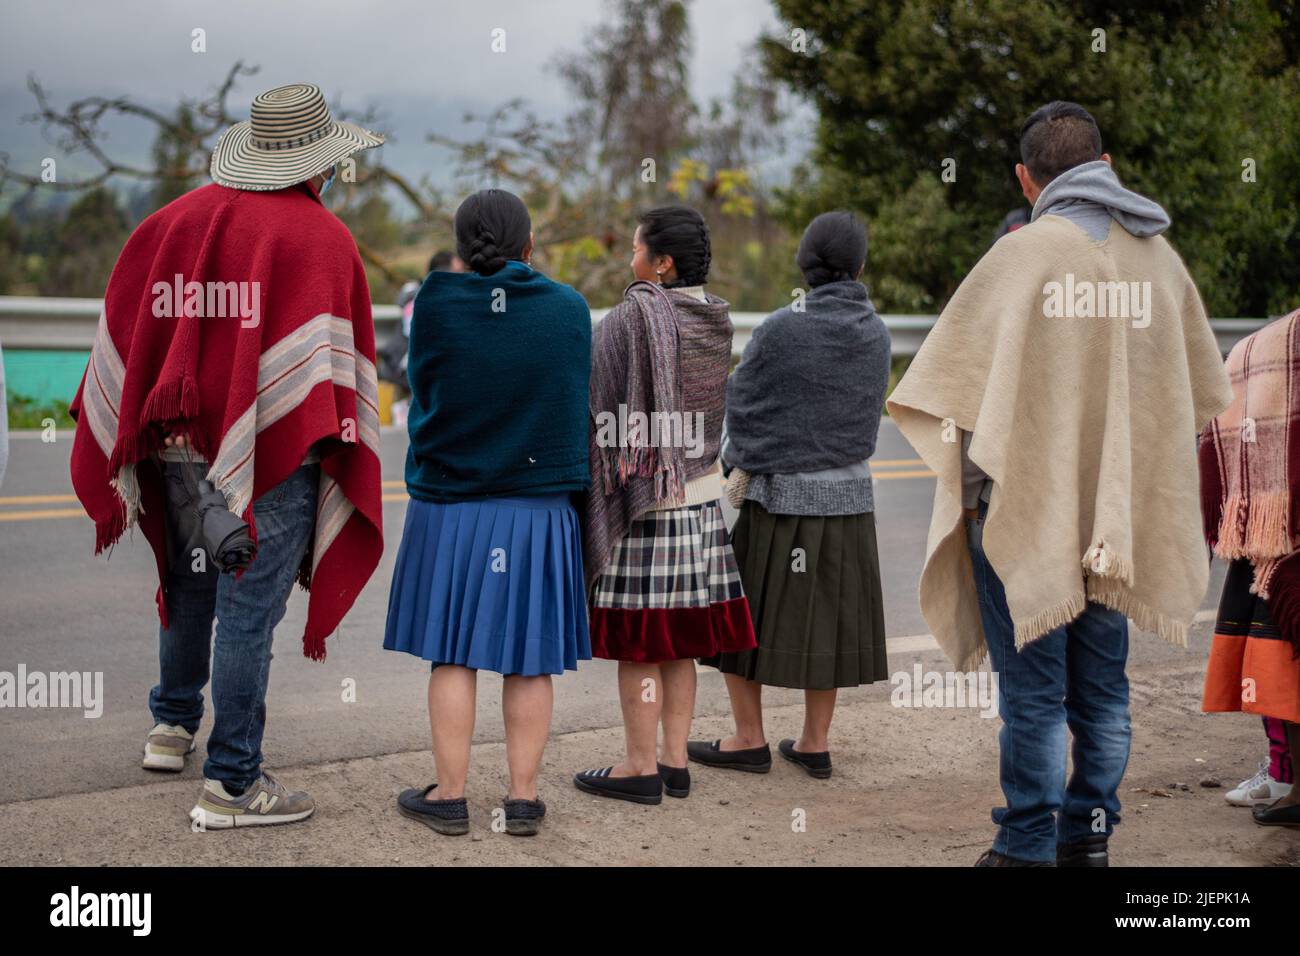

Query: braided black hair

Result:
[637,205,711,287]
[453,189,531,276]
[796,211,867,288]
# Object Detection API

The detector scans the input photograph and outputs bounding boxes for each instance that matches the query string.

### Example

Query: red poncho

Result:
[69,182,383,659]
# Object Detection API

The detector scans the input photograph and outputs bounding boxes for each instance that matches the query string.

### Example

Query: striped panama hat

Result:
[210,83,384,191]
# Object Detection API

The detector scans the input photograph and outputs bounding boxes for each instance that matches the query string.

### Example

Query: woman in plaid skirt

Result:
[575,206,757,805]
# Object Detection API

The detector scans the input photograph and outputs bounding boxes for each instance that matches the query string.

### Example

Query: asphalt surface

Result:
[0,419,1227,809]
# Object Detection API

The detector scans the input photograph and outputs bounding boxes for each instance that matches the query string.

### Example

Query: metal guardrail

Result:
[0,295,1269,359]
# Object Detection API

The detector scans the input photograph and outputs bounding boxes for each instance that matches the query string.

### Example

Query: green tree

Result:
[0,214,22,294]
[764,0,1300,316]
[39,187,128,297]
[149,104,203,209]
[554,0,697,198]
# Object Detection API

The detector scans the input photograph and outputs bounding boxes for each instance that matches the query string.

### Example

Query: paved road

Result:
[0,419,1227,810]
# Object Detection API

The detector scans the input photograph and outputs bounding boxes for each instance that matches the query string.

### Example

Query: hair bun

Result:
[796,211,867,288]
[452,189,533,279]
[797,255,850,288]
[468,229,507,275]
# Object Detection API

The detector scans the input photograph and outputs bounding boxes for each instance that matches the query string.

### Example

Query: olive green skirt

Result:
[701,501,887,689]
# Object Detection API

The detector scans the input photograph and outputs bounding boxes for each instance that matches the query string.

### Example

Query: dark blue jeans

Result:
[965,508,1132,862]
[149,461,319,791]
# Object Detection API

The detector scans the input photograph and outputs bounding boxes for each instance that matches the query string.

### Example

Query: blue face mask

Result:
[318,166,336,198]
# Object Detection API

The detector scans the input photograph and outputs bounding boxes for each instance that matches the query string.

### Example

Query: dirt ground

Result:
[2,624,1296,867]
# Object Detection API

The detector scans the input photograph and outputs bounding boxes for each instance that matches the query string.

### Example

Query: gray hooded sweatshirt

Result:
[960,161,1172,510]
[1030,159,1170,240]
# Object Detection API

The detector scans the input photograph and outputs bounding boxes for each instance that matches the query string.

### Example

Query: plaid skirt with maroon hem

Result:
[590,500,756,662]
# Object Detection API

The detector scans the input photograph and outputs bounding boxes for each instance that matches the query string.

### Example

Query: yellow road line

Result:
[0,508,87,522]
[0,494,79,505]
[875,469,935,480]
[4,465,928,501]
[0,471,938,522]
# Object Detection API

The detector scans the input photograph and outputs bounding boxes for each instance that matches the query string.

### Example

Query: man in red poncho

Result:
[69,83,385,829]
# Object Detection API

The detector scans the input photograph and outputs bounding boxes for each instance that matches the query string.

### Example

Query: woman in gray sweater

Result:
[693,211,891,779]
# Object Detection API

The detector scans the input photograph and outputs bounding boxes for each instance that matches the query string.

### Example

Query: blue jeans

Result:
[149,461,319,791]
[965,507,1132,862]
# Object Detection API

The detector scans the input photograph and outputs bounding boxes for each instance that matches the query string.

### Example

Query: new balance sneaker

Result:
[190,772,315,829]
[142,723,196,772]
[1225,762,1293,807]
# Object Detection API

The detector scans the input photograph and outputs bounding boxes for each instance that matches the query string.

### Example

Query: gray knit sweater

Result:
[722,280,891,516]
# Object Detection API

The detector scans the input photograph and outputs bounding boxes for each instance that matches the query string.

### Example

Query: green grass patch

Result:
[6,390,74,429]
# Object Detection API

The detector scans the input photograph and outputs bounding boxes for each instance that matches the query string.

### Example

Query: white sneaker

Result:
[189,772,315,830]
[142,722,196,771]
[1225,761,1293,806]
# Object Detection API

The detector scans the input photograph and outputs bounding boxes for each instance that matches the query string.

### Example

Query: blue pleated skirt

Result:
[384,493,591,676]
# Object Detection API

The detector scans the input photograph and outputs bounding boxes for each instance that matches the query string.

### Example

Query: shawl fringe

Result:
[92,500,127,555]
[141,375,201,428]
[601,439,685,504]
[1213,492,1292,561]
[303,626,328,662]
[1012,592,1087,648]
[1081,539,1135,588]
[955,644,991,674]
[1086,579,1189,647]
[109,462,143,532]
[1007,585,1188,656]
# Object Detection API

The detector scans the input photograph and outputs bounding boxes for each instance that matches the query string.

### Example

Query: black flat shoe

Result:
[397,783,470,836]
[658,762,690,798]
[1057,835,1108,866]
[686,739,772,773]
[573,766,663,805]
[1253,800,1300,827]
[778,739,832,779]
[503,796,546,836]
[975,848,1054,867]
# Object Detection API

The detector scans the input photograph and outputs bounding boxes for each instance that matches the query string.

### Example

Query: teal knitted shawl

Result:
[404,261,592,501]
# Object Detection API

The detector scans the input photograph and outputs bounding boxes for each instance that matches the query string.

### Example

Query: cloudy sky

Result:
[0,0,792,197]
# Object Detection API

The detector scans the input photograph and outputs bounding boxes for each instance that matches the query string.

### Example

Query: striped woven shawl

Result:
[583,282,733,590]
[69,182,383,659]
[1201,308,1300,597]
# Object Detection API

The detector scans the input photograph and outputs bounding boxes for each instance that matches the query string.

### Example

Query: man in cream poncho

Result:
[888,102,1232,866]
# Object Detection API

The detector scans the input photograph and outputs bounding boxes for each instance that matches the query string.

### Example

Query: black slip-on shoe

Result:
[1057,835,1109,866]
[658,762,690,798]
[686,739,772,773]
[503,796,546,836]
[975,848,1054,867]
[573,766,663,805]
[1253,800,1300,827]
[778,739,832,779]
[397,784,470,836]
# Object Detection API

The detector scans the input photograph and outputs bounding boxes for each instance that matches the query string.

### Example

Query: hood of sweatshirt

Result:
[1030,159,1170,241]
